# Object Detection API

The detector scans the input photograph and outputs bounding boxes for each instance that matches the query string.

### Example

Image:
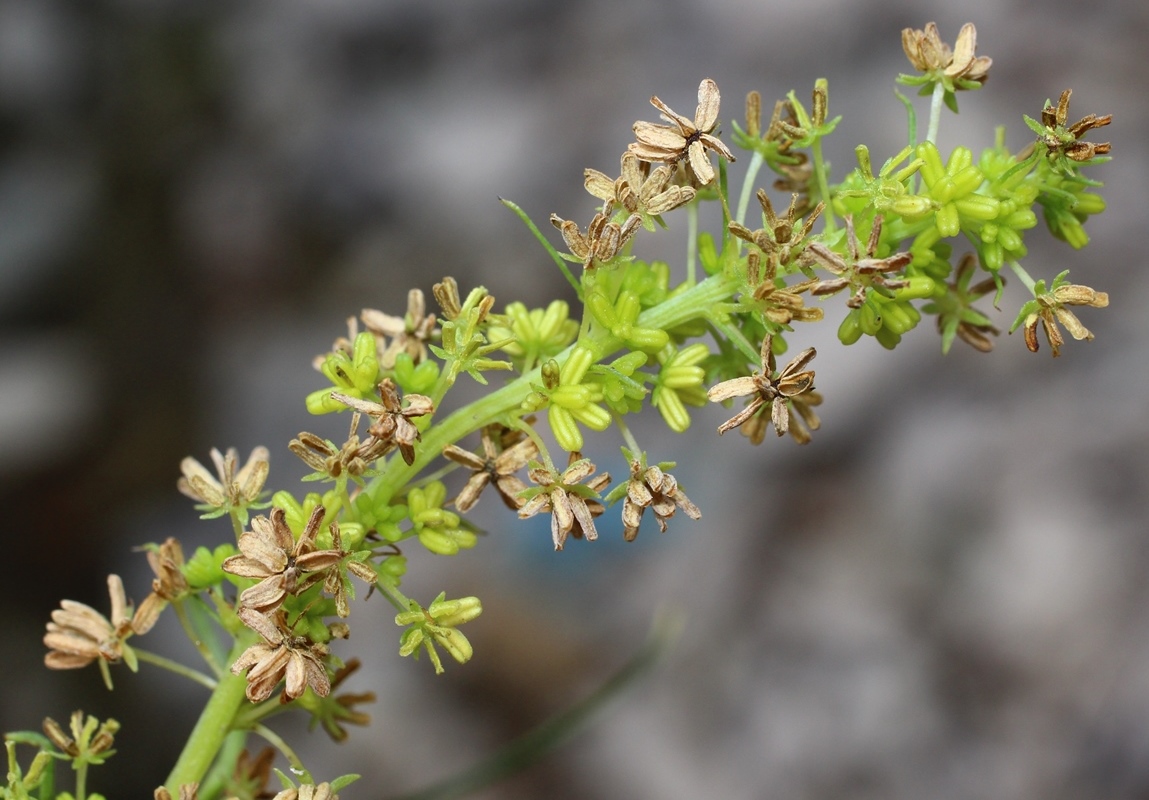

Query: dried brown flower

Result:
[804,215,913,308]
[222,507,343,613]
[361,288,439,369]
[550,209,642,269]
[272,783,338,800]
[44,575,137,671]
[132,537,190,635]
[44,711,119,758]
[1022,280,1109,357]
[231,607,331,703]
[226,748,275,800]
[331,379,434,466]
[742,250,822,326]
[629,78,736,185]
[321,521,378,618]
[902,22,992,85]
[177,446,269,520]
[708,334,821,444]
[1038,89,1112,164]
[584,152,696,229]
[154,785,198,800]
[729,191,824,269]
[518,453,611,551]
[441,424,538,512]
[620,460,700,542]
[289,418,393,481]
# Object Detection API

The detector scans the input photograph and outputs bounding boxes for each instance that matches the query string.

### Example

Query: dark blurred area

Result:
[2,0,1148,797]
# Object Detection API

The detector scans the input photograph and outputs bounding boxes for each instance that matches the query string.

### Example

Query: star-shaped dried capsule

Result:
[584,152,697,230]
[222,507,343,613]
[629,78,736,186]
[177,446,270,523]
[730,191,824,269]
[741,250,822,326]
[550,209,642,269]
[619,458,700,542]
[441,424,539,512]
[44,575,137,673]
[231,608,330,703]
[1030,89,1112,167]
[289,415,393,482]
[708,334,821,445]
[1012,272,1109,357]
[361,289,439,369]
[805,215,913,308]
[901,22,992,86]
[132,537,190,635]
[331,379,434,466]
[518,454,611,550]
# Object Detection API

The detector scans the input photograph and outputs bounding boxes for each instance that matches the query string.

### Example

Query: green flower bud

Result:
[875,325,902,350]
[838,309,863,345]
[548,405,584,452]
[895,275,937,300]
[427,595,483,628]
[1072,192,1106,216]
[859,299,883,335]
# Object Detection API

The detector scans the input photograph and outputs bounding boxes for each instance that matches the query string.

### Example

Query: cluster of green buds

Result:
[29,20,1114,798]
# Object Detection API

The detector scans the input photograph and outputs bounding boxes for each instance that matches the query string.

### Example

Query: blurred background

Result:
[2,0,1147,797]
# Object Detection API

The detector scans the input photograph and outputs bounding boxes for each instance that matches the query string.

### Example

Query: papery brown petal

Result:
[45,650,96,669]
[695,79,721,132]
[239,577,288,613]
[945,23,977,78]
[716,397,765,436]
[771,396,790,436]
[570,497,599,542]
[648,95,694,134]
[632,122,687,151]
[44,630,101,660]
[707,375,759,402]
[583,168,616,202]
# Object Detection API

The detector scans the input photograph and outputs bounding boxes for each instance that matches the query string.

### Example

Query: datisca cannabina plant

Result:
[5,21,1113,799]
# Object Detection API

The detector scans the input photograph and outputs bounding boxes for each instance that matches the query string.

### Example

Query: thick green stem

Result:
[164,640,253,793]
[134,647,217,690]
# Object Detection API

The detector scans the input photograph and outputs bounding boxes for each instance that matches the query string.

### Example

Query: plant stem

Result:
[735,150,765,227]
[685,203,699,285]
[164,639,253,794]
[253,723,311,783]
[926,81,945,145]
[1007,259,1037,293]
[134,648,217,690]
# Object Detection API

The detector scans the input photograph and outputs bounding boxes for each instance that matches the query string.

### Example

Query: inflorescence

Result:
[20,22,1114,799]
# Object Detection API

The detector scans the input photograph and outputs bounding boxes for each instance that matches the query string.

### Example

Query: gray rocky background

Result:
[1,0,1147,797]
